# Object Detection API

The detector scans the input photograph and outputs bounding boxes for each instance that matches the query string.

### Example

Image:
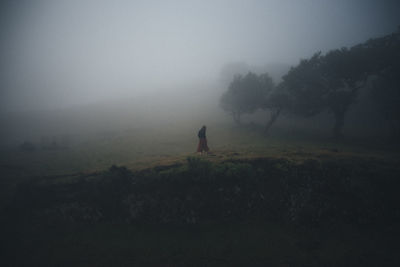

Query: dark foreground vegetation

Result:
[2,155,400,266]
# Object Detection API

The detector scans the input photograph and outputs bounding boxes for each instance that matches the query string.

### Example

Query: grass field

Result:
[1,118,397,177]
[1,120,400,266]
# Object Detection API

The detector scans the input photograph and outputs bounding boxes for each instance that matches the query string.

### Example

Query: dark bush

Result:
[4,158,400,227]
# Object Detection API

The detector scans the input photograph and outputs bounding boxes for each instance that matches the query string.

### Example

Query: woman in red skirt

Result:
[197,125,209,154]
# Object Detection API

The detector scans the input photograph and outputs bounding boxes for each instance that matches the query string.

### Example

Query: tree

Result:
[220,28,400,138]
[369,29,400,137]
[372,69,400,137]
[281,53,327,117]
[220,72,287,132]
[282,48,368,138]
[262,83,289,133]
[220,72,270,124]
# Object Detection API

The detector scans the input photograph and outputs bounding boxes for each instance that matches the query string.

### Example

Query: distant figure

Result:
[197,125,209,154]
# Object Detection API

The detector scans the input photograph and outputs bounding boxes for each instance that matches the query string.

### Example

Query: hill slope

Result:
[2,153,400,266]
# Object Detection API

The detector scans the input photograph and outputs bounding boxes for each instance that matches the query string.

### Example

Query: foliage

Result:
[3,156,400,266]
[280,29,400,138]
[5,157,400,226]
[219,29,400,138]
[186,156,212,178]
[372,70,400,135]
[281,46,371,138]
[369,29,400,136]
[282,53,327,117]
[220,72,274,124]
[220,71,289,133]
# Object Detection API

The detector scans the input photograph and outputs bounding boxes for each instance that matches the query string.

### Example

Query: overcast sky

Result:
[1,0,400,112]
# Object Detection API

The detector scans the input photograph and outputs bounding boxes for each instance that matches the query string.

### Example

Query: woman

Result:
[197,125,209,154]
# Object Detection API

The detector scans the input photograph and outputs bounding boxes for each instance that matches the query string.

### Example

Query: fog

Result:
[3,2,400,264]
[1,0,400,145]
[1,0,399,111]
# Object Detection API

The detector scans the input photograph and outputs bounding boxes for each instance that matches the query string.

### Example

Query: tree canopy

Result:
[220,28,400,138]
[220,72,274,124]
[369,29,400,136]
[282,46,370,138]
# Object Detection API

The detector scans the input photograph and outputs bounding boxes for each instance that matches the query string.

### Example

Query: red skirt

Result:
[197,138,209,152]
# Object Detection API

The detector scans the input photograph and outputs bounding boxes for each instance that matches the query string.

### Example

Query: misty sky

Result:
[1,0,400,112]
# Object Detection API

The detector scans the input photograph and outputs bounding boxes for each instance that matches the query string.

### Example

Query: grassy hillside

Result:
[1,142,400,266]
[1,112,400,266]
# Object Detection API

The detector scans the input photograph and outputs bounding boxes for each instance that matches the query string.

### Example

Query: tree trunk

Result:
[265,107,281,134]
[333,111,345,139]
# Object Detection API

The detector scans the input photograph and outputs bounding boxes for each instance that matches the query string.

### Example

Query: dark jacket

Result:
[198,128,206,138]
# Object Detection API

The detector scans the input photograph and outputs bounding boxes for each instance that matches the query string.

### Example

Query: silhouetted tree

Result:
[369,29,400,137]
[220,72,288,132]
[282,47,368,138]
[262,83,289,133]
[221,28,400,138]
[372,70,400,137]
[220,72,270,124]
